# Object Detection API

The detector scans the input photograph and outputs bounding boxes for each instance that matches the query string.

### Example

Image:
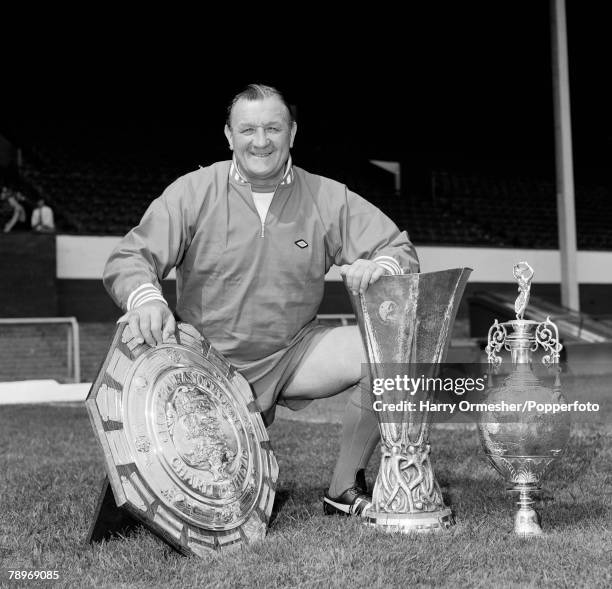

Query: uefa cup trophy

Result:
[478,262,570,536]
[349,268,471,532]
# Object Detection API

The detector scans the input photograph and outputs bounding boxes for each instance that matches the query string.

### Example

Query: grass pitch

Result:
[0,376,610,588]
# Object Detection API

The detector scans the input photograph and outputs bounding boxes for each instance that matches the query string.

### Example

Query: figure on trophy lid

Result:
[513,261,534,320]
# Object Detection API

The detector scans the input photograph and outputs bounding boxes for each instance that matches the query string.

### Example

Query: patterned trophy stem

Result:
[347,269,472,533]
[373,442,444,514]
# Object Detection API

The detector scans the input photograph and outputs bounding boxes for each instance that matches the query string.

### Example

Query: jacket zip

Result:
[257,183,281,238]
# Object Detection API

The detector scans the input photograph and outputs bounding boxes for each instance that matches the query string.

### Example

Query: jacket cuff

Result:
[127,283,168,310]
[373,255,403,275]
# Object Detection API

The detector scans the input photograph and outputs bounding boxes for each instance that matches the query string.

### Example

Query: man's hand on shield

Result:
[119,301,176,347]
[340,259,386,296]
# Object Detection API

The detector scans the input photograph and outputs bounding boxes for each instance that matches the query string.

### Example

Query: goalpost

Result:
[0,317,80,383]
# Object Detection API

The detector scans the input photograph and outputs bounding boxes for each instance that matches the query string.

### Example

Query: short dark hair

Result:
[226,84,294,127]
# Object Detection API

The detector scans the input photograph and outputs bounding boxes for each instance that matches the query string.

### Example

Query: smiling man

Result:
[104,83,419,518]
[225,93,296,186]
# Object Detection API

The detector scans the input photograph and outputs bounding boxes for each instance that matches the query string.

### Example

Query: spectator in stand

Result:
[2,188,27,233]
[31,198,55,233]
[0,187,10,226]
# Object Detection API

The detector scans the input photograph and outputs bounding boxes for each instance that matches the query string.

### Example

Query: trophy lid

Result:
[513,261,534,321]
[492,261,538,341]
[486,262,562,366]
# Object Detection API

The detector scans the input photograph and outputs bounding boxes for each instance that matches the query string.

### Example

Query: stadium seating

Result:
[13,145,612,250]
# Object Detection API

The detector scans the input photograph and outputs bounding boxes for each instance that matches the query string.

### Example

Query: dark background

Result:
[1,1,609,189]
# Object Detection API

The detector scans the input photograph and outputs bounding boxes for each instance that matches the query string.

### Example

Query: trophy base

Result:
[514,506,543,536]
[509,485,544,537]
[365,508,455,533]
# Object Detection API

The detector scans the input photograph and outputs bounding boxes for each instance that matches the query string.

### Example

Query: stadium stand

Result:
[13,145,612,250]
[19,146,182,234]
[428,170,612,250]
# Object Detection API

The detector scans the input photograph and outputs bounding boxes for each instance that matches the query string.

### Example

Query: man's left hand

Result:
[339,259,386,295]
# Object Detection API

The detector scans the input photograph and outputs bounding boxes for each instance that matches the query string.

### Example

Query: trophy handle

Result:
[535,317,563,366]
[486,319,507,367]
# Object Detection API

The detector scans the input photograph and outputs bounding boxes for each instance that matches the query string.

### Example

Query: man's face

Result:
[224,96,297,184]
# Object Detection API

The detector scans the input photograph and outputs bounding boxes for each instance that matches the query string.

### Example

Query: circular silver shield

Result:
[86,322,277,556]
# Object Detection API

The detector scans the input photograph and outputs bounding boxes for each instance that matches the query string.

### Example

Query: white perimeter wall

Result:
[56,235,612,284]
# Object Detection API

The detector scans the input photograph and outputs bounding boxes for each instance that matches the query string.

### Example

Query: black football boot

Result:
[323,469,373,517]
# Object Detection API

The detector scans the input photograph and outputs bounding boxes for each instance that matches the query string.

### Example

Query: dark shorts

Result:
[240,323,334,426]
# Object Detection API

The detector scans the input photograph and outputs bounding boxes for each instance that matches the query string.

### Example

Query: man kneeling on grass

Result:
[103,84,419,517]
